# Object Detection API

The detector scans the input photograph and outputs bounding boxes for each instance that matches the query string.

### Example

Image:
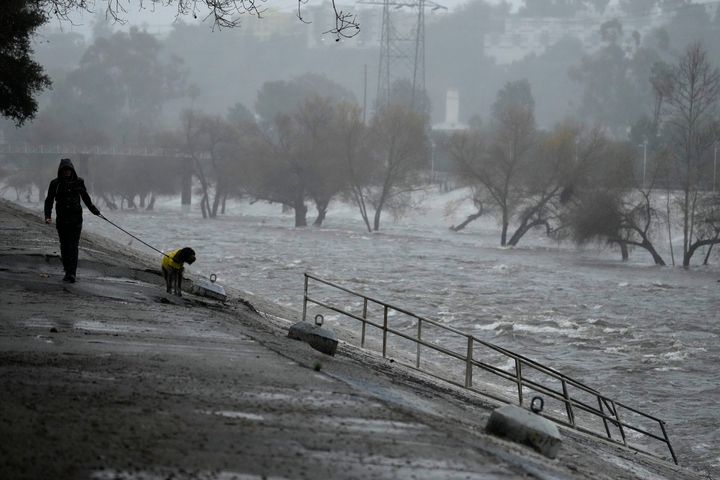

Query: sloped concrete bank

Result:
[0,199,703,480]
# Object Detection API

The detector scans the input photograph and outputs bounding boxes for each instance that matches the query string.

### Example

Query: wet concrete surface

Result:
[0,199,705,480]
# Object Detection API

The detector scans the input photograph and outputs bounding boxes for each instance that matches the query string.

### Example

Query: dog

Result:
[161,247,196,297]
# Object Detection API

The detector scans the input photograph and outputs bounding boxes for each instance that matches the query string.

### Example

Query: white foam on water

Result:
[202,410,265,421]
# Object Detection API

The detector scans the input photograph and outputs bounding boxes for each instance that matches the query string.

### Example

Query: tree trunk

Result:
[684,238,720,266]
[146,194,156,211]
[373,205,383,231]
[139,194,146,208]
[703,236,718,265]
[500,207,509,246]
[210,186,223,218]
[619,242,629,261]
[642,240,666,266]
[102,194,118,210]
[450,210,483,232]
[313,199,329,227]
[294,198,307,227]
[221,194,228,215]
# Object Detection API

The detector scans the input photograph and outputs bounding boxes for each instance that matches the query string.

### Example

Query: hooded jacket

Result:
[44,158,98,222]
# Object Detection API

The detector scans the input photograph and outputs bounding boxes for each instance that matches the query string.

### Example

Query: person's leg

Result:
[56,223,71,280]
[66,222,82,279]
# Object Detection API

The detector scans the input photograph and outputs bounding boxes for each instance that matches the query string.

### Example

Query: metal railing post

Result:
[515,359,523,406]
[562,379,575,426]
[598,397,612,439]
[302,274,309,322]
[361,298,368,348]
[465,336,474,388]
[659,420,678,465]
[610,400,627,446]
[382,305,388,358]
[416,318,422,368]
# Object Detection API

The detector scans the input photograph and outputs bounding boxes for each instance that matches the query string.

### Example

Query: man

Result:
[44,158,100,283]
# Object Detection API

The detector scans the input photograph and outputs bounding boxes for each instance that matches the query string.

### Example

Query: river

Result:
[75,190,720,476]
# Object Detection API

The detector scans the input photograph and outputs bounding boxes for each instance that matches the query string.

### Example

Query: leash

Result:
[98,214,172,260]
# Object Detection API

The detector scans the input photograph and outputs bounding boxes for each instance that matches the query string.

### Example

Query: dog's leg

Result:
[163,267,172,294]
[176,270,183,297]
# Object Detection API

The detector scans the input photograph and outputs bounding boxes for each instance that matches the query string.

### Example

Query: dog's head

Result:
[176,247,196,265]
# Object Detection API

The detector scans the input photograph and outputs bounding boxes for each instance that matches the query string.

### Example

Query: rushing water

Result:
[76,191,719,476]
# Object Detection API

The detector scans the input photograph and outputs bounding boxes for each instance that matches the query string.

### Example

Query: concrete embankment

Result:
[0,199,703,480]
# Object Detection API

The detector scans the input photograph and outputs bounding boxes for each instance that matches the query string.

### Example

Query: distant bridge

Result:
[0,143,195,204]
[0,143,191,158]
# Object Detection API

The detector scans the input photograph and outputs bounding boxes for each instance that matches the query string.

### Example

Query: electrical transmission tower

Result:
[362,0,445,112]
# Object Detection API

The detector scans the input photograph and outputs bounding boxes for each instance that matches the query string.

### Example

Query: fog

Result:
[1,0,720,475]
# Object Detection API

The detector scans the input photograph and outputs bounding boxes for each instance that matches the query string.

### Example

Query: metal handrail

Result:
[302,272,678,465]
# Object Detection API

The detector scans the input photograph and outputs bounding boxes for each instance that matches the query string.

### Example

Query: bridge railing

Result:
[301,272,678,465]
[0,143,192,158]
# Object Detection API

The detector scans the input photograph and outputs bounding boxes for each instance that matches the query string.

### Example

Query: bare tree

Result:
[450,81,537,246]
[361,105,428,232]
[179,110,243,218]
[335,103,373,231]
[660,43,720,266]
[41,0,359,39]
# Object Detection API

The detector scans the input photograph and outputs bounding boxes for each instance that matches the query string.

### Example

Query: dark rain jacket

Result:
[44,158,99,223]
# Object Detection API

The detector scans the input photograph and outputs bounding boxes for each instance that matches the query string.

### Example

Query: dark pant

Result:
[57,220,82,277]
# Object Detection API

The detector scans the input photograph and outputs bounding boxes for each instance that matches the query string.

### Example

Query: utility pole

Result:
[639,139,648,189]
[714,141,717,193]
[363,64,368,125]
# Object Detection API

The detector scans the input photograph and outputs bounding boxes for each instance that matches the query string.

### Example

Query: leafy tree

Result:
[255,73,355,123]
[563,140,669,264]
[242,96,350,227]
[0,0,50,125]
[1,0,359,125]
[293,96,347,226]
[36,28,186,146]
[570,20,663,137]
[519,0,610,17]
[227,102,255,127]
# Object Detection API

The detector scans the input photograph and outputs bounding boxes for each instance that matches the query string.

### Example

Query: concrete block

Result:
[190,276,227,302]
[288,321,338,356]
[486,404,562,459]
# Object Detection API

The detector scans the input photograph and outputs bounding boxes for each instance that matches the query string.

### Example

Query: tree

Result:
[0,0,359,126]
[0,0,51,125]
[451,80,537,246]
[362,105,428,231]
[335,102,373,231]
[563,141,668,264]
[659,43,720,266]
[227,102,255,126]
[32,28,186,146]
[569,20,662,137]
[293,96,347,226]
[241,96,347,228]
[255,73,355,123]
[179,110,246,218]
[519,0,610,17]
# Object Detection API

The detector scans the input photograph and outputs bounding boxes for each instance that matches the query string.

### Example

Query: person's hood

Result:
[57,158,78,180]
